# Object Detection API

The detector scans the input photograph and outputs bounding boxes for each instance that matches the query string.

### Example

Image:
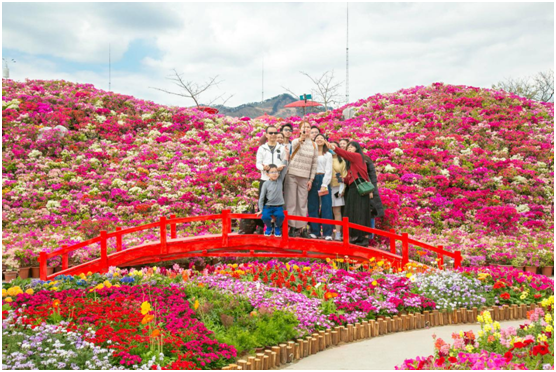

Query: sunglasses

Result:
[268,132,278,135]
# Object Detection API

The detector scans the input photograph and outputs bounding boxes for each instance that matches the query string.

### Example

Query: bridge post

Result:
[401,232,409,268]
[62,246,69,270]
[389,229,396,255]
[116,227,122,252]
[282,210,289,246]
[222,210,230,247]
[342,217,350,251]
[437,245,444,270]
[39,251,47,280]
[100,230,108,272]
[454,251,462,269]
[160,217,167,255]
[170,214,177,239]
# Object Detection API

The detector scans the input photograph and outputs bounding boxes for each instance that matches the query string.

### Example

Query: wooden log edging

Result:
[221,302,542,370]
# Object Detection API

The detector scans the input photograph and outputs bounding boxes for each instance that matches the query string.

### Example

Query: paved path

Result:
[282,320,525,370]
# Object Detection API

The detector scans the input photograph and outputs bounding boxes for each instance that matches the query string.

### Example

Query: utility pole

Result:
[262,57,264,103]
[346,2,349,105]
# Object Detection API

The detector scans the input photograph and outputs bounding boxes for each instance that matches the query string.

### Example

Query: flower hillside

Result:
[2,79,554,266]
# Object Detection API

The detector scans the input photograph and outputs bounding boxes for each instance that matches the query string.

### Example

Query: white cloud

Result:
[3,2,554,108]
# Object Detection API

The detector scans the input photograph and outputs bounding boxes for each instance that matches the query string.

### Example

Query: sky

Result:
[2,2,554,109]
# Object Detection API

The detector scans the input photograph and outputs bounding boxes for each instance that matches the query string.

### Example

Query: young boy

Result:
[256,163,288,237]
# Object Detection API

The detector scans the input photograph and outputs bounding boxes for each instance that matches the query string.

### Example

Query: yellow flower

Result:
[406,273,413,278]
[545,325,553,333]
[545,314,553,323]
[87,271,93,276]
[303,267,311,271]
[194,300,200,310]
[372,281,378,286]
[537,334,548,343]
[103,280,112,288]
[465,345,474,352]
[79,273,87,280]
[459,331,464,337]
[141,301,152,315]
[4,297,12,303]
[232,264,238,268]
[7,286,23,297]
[377,261,384,267]
[493,322,500,330]
[477,315,484,323]
[286,263,291,271]
[2,289,7,297]
[326,258,331,263]
[293,265,299,270]
[369,258,375,262]
[51,287,59,291]
[477,330,484,337]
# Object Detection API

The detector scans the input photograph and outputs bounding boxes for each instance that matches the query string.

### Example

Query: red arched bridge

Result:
[39,211,462,280]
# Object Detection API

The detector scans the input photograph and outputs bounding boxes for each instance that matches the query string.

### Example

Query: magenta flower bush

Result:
[2,79,553,267]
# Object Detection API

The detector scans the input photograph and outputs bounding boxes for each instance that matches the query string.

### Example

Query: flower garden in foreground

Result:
[2,261,554,369]
[2,79,554,369]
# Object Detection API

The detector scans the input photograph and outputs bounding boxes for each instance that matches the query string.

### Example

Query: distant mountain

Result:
[212,94,324,118]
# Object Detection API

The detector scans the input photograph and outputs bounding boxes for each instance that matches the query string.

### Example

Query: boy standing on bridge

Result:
[256,163,289,237]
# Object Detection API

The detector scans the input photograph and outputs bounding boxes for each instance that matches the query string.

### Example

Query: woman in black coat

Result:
[364,157,385,238]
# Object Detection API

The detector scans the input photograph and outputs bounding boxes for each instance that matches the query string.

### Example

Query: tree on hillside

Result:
[300,70,343,111]
[492,69,554,102]
[151,69,234,108]
[282,70,343,112]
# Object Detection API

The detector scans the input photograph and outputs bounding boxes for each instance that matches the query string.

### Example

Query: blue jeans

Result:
[308,174,333,237]
[262,205,285,235]
[370,218,375,239]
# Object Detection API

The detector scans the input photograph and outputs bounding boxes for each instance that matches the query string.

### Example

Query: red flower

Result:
[513,341,525,349]
[531,343,549,356]
[500,292,511,300]
[493,281,506,289]
[448,357,457,364]
[504,351,513,362]
[435,357,445,367]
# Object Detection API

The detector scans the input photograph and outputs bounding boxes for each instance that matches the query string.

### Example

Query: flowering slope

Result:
[2,79,554,265]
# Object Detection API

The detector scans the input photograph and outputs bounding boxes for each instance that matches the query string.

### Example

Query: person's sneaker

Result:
[334,232,342,241]
[309,233,318,239]
[264,231,272,237]
[325,236,333,241]
[289,227,297,237]
[264,228,273,237]
[274,233,282,238]
[274,227,282,238]
[299,229,310,239]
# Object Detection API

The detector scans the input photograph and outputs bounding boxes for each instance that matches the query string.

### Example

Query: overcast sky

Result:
[2,2,554,108]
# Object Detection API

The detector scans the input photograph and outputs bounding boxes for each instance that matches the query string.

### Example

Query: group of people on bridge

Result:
[253,121,385,247]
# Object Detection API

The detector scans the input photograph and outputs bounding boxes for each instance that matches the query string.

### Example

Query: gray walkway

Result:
[282,320,525,370]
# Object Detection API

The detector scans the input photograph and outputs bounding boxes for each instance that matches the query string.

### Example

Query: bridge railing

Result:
[40,210,461,279]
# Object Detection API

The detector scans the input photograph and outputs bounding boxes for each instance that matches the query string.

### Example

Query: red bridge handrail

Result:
[39,210,462,280]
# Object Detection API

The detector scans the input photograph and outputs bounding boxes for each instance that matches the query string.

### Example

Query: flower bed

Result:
[396,296,554,370]
[2,262,554,369]
[2,79,554,269]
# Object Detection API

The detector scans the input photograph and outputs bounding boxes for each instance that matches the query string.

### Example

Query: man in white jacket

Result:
[255,126,286,233]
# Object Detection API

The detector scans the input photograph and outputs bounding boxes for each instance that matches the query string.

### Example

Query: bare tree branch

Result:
[281,86,299,99]
[299,70,343,111]
[492,69,554,102]
[150,69,229,108]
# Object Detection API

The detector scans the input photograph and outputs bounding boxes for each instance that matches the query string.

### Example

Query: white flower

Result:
[384,164,397,173]
[28,149,42,159]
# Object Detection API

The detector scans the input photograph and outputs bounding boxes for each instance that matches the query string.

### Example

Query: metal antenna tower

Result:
[346,2,349,104]
[109,44,111,91]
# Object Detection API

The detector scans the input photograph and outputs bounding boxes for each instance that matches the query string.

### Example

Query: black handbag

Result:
[238,203,258,234]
